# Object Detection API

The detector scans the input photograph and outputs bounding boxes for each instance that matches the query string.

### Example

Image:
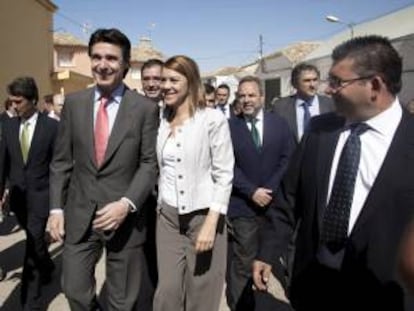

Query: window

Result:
[130,67,141,80]
[265,78,281,110]
[58,50,74,67]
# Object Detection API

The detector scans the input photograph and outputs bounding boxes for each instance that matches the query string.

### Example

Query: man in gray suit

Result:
[271,63,334,142]
[47,28,158,311]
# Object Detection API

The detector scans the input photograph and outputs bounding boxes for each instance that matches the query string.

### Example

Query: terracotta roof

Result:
[202,66,246,78]
[53,32,87,47]
[131,37,164,62]
[263,41,320,63]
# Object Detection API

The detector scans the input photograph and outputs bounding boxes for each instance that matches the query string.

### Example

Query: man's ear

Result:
[371,76,382,92]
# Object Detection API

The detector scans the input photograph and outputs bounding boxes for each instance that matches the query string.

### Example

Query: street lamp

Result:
[326,15,355,38]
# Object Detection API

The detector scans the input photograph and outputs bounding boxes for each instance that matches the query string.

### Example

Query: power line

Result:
[54,11,92,34]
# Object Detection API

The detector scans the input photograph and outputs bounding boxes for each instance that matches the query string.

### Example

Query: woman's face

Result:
[161,68,189,107]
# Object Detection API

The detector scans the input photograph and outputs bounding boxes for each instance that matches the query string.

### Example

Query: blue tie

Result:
[302,101,311,132]
[321,123,369,253]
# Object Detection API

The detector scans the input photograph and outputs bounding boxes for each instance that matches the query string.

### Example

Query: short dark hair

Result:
[332,35,402,95]
[216,84,230,93]
[7,76,39,104]
[291,62,320,88]
[4,98,11,110]
[238,75,264,95]
[141,58,164,76]
[88,28,131,77]
[204,83,215,95]
[43,94,53,104]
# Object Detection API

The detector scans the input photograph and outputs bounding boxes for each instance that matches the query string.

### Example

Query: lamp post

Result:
[326,15,355,38]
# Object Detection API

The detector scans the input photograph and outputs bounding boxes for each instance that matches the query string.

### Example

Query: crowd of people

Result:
[1,27,414,311]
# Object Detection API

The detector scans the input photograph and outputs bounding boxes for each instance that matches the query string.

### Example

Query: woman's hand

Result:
[195,210,220,253]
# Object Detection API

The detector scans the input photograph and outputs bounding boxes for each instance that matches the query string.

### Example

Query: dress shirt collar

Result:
[21,111,38,125]
[244,108,264,123]
[295,95,316,108]
[345,97,402,138]
[94,84,125,104]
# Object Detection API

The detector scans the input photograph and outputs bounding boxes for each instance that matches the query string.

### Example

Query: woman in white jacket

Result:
[153,55,234,311]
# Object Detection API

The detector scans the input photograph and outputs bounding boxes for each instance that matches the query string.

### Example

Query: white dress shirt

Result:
[93,84,125,133]
[327,98,402,235]
[295,95,321,140]
[245,108,264,146]
[20,112,38,149]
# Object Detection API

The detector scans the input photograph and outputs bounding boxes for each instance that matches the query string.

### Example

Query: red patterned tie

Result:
[94,96,109,166]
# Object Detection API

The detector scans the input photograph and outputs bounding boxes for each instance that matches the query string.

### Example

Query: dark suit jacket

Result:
[257,111,414,310]
[272,95,334,142]
[0,113,58,218]
[50,86,158,244]
[228,111,294,218]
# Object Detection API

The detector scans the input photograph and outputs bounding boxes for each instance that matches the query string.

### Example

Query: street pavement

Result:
[0,215,287,310]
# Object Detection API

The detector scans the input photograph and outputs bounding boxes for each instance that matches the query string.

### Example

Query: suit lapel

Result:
[287,98,299,141]
[26,114,45,165]
[81,89,96,167]
[316,127,342,232]
[262,112,272,152]
[350,113,413,237]
[238,115,260,153]
[102,89,134,166]
[10,119,25,166]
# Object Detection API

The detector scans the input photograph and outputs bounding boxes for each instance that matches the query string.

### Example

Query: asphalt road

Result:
[0,215,288,310]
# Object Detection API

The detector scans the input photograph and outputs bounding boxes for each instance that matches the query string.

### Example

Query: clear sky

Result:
[53,0,414,73]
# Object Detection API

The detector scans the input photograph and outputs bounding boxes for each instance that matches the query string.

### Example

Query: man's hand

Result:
[47,213,65,243]
[252,188,273,207]
[195,210,219,253]
[92,200,129,232]
[252,259,272,291]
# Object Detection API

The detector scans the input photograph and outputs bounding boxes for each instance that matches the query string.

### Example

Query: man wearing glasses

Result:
[253,35,414,310]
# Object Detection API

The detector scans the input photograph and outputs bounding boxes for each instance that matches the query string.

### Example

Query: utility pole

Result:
[259,34,266,73]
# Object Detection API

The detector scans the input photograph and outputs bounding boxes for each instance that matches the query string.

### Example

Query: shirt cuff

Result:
[50,209,63,214]
[209,202,227,214]
[120,197,137,213]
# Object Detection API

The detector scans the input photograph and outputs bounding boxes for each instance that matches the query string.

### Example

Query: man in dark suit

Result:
[271,62,334,143]
[253,35,414,310]
[226,76,294,310]
[47,28,158,311]
[134,58,164,311]
[0,76,58,310]
[216,83,235,119]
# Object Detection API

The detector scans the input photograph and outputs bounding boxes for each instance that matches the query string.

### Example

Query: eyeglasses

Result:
[324,75,374,91]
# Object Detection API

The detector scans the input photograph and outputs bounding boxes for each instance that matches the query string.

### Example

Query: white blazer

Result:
[157,107,234,215]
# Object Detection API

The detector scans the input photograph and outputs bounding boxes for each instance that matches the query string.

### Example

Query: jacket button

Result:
[177,158,181,162]
[180,190,184,195]
[178,175,183,179]
[177,143,181,147]
[181,206,185,210]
